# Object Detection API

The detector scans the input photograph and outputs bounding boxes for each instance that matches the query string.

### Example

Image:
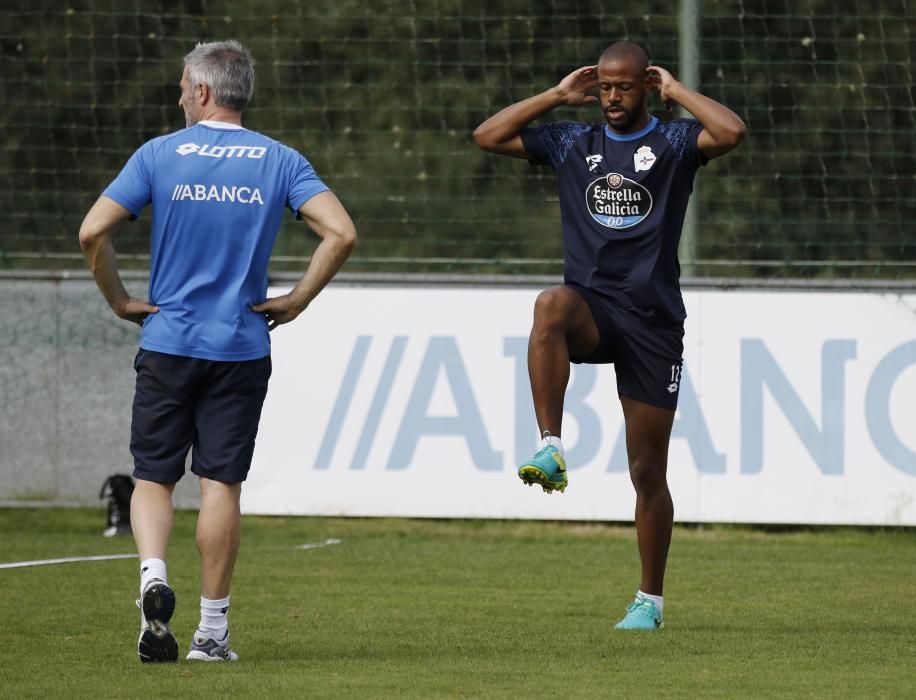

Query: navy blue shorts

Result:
[568,286,684,411]
[130,349,272,484]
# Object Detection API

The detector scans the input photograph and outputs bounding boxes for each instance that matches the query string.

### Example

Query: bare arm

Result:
[647,65,747,159]
[251,190,356,330]
[78,196,159,325]
[472,65,599,159]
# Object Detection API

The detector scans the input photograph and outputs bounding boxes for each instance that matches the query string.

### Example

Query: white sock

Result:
[139,558,167,595]
[540,432,565,458]
[198,595,230,640]
[637,590,664,614]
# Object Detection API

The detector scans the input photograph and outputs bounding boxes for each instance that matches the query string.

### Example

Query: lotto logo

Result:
[175,143,267,159]
[667,363,683,394]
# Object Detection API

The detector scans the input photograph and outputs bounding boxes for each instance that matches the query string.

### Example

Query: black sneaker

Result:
[136,580,178,663]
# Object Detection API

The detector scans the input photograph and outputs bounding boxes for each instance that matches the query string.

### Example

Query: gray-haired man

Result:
[79,40,356,662]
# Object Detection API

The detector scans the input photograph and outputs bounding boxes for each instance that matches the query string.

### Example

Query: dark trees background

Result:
[2,0,913,278]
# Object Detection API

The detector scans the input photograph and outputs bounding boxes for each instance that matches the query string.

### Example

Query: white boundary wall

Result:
[243,287,916,525]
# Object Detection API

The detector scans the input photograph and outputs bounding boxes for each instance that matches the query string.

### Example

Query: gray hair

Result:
[183,40,255,112]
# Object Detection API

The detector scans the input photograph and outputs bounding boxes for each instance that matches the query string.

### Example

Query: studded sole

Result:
[518,466,567,494]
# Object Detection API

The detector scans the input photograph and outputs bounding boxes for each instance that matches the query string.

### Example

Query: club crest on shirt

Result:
[585,172,653,229]
[634,145,656,172]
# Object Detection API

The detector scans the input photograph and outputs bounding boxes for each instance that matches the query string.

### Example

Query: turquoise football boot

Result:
[518,445,567,493]
[614,598,663,630]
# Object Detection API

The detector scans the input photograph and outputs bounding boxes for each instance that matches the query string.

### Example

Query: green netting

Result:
[1,0,913,278]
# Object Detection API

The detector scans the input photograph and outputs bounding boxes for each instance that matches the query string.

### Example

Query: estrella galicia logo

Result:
[585,172,653,229]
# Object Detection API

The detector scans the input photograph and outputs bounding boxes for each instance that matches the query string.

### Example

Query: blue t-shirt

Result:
[520,117,706,322]
[103,122,329,360]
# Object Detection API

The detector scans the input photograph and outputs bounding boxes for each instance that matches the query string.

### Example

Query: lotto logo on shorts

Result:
[667,364,683,394]
[585,172,653,229]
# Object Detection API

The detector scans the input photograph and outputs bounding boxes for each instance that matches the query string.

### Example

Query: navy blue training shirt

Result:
[103,121,329,361]
[520,116,706,322]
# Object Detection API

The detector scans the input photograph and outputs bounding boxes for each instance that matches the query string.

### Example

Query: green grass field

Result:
[1,508,915,698]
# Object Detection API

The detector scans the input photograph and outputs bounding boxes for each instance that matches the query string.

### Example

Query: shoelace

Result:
[625,599,655,616]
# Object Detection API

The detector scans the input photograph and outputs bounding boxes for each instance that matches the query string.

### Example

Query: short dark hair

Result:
[599,42,649,72]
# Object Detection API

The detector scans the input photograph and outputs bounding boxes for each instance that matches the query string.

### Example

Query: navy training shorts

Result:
[568,285,685,411]
[130,349,272,484]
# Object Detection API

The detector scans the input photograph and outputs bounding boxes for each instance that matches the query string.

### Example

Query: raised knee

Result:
[533,287,577,328]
